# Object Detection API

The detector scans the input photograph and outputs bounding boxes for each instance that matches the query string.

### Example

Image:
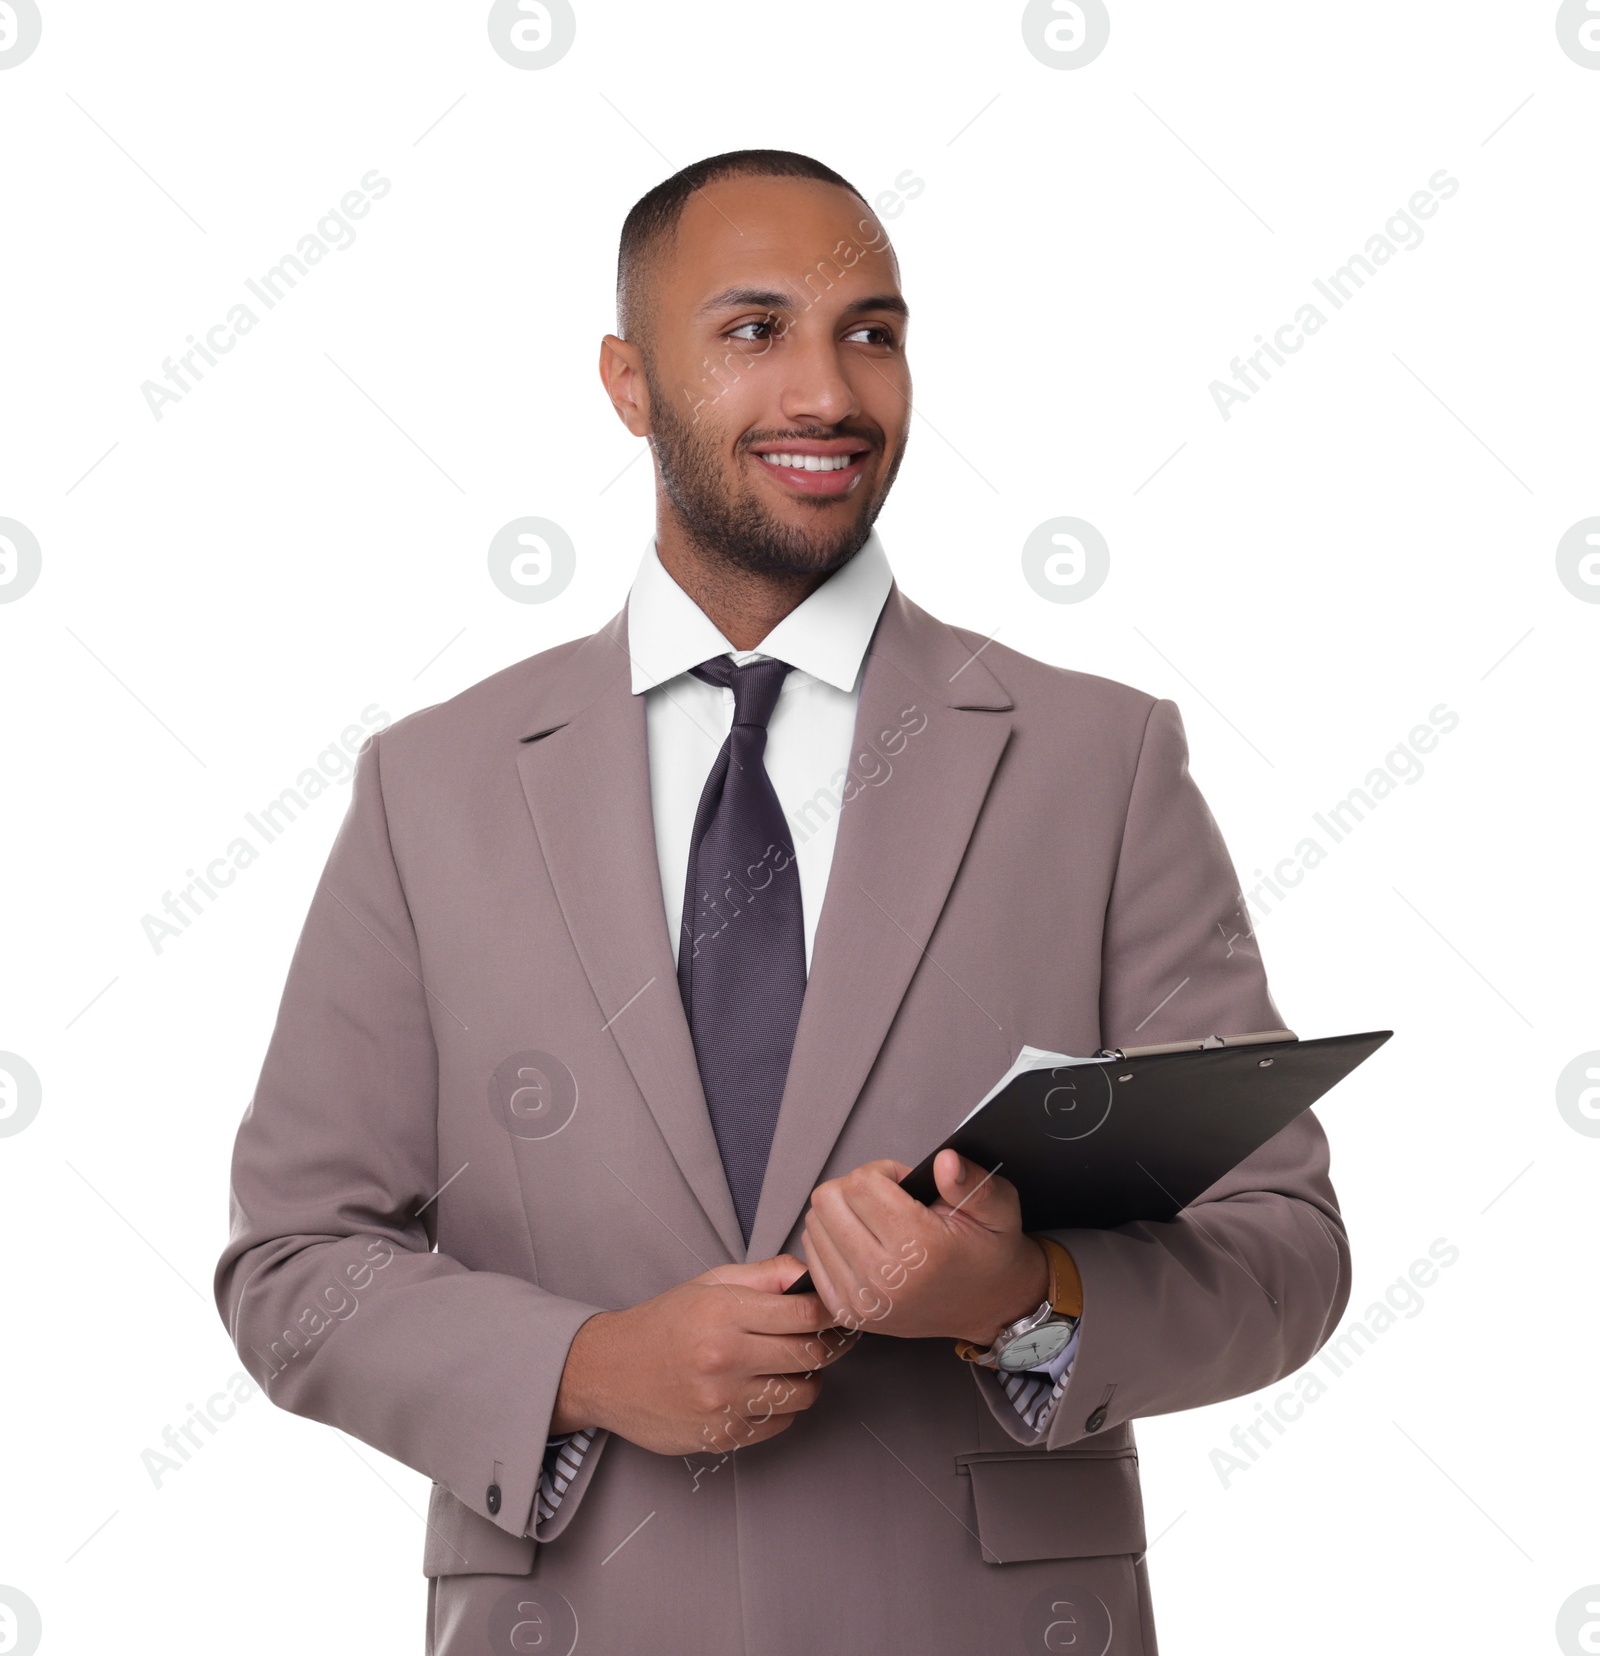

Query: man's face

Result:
[634,175,912,581]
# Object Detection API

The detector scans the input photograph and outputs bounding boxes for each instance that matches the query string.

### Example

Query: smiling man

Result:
[217,150,1351,1655]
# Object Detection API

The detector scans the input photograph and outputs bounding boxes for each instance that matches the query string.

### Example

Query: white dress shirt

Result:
[627,528,894,971]
[534,531,1076,1530]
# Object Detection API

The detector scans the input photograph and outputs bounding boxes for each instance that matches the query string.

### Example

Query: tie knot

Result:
[690,655,792,730]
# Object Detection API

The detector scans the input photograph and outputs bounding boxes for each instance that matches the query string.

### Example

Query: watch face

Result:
[997,1319,1075,1372]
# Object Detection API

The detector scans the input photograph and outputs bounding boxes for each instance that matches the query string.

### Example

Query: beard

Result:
[643,362,902,582]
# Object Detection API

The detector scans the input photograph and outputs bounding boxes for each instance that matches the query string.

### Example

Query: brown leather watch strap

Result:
[1035,1235,1083,1319]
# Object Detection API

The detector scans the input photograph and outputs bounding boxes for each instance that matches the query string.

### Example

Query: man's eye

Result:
[846,325,896,346]
[728,318,780,342]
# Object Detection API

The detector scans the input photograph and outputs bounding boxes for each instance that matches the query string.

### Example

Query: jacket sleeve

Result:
[972,696,1353,1447]
[213,731,606,1541]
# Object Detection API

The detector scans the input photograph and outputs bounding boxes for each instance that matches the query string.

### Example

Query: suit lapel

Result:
[514,589,1014,1267]
[746,587,1015,1262]
[514,610,745,1261]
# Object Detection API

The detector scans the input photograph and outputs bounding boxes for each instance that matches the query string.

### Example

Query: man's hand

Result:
[550,1255,856,1456]
[801,1151,1050,1346]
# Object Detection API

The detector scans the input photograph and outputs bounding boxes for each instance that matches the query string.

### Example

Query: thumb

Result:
[707,1253,810,1295]
[932,1150,1008,1223]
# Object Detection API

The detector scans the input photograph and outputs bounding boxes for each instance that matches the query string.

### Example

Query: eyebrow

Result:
[694,285,910,321]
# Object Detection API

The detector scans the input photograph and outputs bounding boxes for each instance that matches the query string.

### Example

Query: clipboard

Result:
[783,1027,1390,1296]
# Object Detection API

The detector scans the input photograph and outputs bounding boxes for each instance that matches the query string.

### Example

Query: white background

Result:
[2,3,1597,1652]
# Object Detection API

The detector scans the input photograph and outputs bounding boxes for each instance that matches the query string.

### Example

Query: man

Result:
[216,150,1351,1655]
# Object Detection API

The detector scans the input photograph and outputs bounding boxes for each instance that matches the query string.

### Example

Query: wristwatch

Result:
[955,1236,1082,1374]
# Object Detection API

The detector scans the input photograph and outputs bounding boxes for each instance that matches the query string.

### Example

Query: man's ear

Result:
[599,334,652,438]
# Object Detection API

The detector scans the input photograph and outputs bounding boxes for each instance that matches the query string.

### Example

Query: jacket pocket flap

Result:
[957,1452,1146,1564]
[422,1481,535,1577]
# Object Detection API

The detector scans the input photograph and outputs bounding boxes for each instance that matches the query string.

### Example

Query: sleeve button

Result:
[1084,1406,1107,1432]
[486,1482,502,1515]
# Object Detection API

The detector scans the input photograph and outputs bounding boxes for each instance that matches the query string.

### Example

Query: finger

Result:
[737,1281,845,1338]
[800,1218,846,1325]
[813,1166,921,1253]
[806,1211,892,1328]
[805,1203,873,1301]
[767,1251,811,1288]
[801,1228,843,1328]
[845,1157,912,1182]
[802,1215,860,1324]
[746,1315,858,1378]
[804,1159,911,1244]
[738,1371,824,1417]
[815,1324,863,1362]
[931,1152,1017,1226]
[933,1148,967,1195]
[701,1375,822,1457]
[795,1232,872,1353]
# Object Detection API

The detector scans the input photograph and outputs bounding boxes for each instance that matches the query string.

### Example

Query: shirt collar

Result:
[626,529,894,696]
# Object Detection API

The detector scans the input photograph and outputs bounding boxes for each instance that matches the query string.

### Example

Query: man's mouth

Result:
[749,441,871,498]
[758,451,856,472]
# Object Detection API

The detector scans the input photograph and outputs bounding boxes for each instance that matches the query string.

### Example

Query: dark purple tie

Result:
[677,655,807,1243]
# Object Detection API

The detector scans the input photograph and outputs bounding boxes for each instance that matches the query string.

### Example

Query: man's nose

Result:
[777,333,861,430]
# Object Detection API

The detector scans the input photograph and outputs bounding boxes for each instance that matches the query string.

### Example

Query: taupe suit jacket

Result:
[216,583,1351,1655]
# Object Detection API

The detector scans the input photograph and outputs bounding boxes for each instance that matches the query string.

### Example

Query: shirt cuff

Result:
[535,1427,598,1527]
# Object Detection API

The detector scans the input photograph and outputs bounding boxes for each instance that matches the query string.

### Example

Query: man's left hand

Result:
[801,1150,1050,1346]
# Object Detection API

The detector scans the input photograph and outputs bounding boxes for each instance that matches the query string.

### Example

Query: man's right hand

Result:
[549,1254,855,1456]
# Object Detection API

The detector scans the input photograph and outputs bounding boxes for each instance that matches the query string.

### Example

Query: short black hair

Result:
[616,148,867,346]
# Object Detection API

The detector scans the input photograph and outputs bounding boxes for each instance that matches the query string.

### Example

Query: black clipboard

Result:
[784,1028,1390,1296]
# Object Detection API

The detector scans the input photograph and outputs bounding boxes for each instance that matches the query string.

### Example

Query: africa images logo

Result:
[0,0,43,70]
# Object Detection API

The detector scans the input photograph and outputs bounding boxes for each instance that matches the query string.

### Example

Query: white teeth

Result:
[758,452,855,471]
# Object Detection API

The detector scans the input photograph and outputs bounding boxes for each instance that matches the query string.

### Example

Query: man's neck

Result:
[654,524,829,652]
